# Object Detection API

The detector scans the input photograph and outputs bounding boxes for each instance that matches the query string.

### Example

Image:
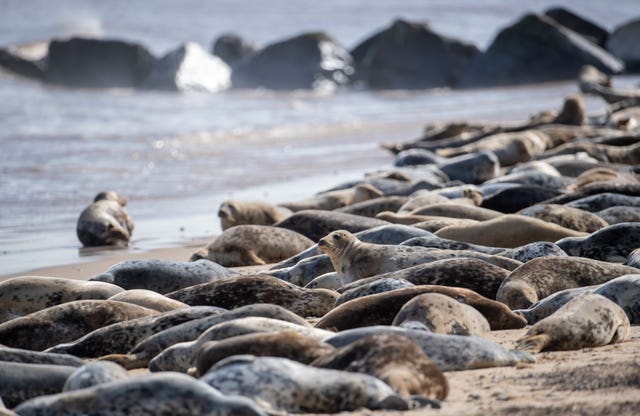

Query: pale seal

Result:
[311,333,448,399]
[556,222,640,262]
[218,199,292,230]
[14,373,266,416]
[518,203,609,232]
[190,225,314,267]
[435,214,587,248]
[496,256,639,309]
[108,289,188,312]
[0,300,158,351]
[280,183,383,212]
[0,276,124,323]
[392,293,491,335]
[76,191,134,247]
[90,259,238,294]
[479,185,563,213]
[166,275,337,318]
[195,330,335,376]
[316,285,526,331]
[411,218,479,232]
[62,361,129,392]
[409,203,503,221]
[515,293,630,353]
[202,355,412,413]
[400,235,506,255]
[0,361,76,408]
[334,196,408,217]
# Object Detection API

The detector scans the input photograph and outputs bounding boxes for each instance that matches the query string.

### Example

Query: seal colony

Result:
[5,16,640,414]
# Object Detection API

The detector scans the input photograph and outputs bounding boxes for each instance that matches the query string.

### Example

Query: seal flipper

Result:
[240,249,266,266]
[515,333,551,353]
[99,353,149,370]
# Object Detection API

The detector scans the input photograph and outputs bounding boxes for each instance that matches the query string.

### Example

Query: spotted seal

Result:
[0,276,124,323]
[0,346,84,367]
[515,293,630,353]
[508,241,568,263]
[195,330,334,376]
[90,259,238,294]
[566,192,640,212]
[435,214,587,248]
[280,183,383,212]
[496,256,639,309]
[14,373,266,416]
[166,275,337,318]
[399,235,506,255]
[202,355,413,413]
[392,293,491,335]
[517,203,609,233]
[62,361,129,392]
[108,289,188,312]
[316,285,526,331]
[334,277,415,306]
[556,222,640,262]
[218,199,292,230]
[0,361,76,408]
[596,206,640,224]
[190,225,314,267]
[625,248,640,269]
[311,333,448,399]
[0,300,158,351]
[76,191,134,247]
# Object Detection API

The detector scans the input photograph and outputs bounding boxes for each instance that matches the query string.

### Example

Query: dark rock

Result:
[544,7,609,47]
[458,14,623,87]
[351,19,478,89]
[607,19,640,72]
[44,37,155,88]
[212,33,258,67]
[142,42,230,92]
[231,32,353,90]
[0,47,45,80]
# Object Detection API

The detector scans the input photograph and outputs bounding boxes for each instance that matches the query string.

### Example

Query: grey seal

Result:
[0,361,76,408]
[518,203,609,232]
[76,191,134,247]
[107,289,188,312]
[0,346,84,367]
[279,183,383,211]
[218,199,291,230]
[556,222,640,262]
[62,361,129,392]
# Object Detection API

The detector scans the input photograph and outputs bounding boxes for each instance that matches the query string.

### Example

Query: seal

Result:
[0,276,124,323]
[538,140,640,165]
[0,361,76,408]
[411,218,479,232]
[324,326,534,371]
[335,196,408,217]
[566,192,640,212]
[195,330,335,376]
[218,199,292,230]
[14,372,266,416]
[0,346,84,367]
[108,289,188,312]
[319,230,522,284]
[625,248,640,269]
[266,254,334,286]
[397,192,452,213]
[334,277,415,306]
[596,206,640,224]
[375,211,468,226]
[479,185,563,213]
[435,150,500,184]
[392,293,491,335]
[515,293,630,353]
[336,258,509,301]
[101,304,310,369]
[508,241,568,263]
[0,300,158,351]
[202,355,412,413]
[400,235,506,255]
[45,305,224,358]
[316,285,526,331]
[62,361,129,392]
[280,183,383,212]
[518,203,609,233]
[409,203,503,221]
[190,225,314,267]
[274,209,389,242]
[90,259,238,294]
[496,256,639,309]
[166,275,337,318]
[556,222,640,262]
[484,171,573,190]
[304,272,342,290]
[76,191,134,247]
[435,214,587,248]
[311,333,448,399]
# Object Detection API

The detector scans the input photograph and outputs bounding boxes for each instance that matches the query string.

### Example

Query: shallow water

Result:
[0,0,638,275]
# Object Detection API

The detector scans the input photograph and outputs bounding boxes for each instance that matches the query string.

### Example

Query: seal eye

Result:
[333,234,342,241]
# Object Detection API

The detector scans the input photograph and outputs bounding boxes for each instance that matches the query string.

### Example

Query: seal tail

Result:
[99,353,149,369]
[514,334,551,353]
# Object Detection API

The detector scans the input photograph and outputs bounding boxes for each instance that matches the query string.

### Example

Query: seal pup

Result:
[316,285,526,331]
[435,214,587,248]
[166,275,337,318]
[90,259,238,294]
[202,355,411,413]
[275,209,389,242]
[0,300,158,351]
[190,225,314,267]
[515,293,630,353]
[280,183,383,212]
[108,289,188,312]
[195,330,335,376]
[556,222,640,262]
[518,203,609,233]
[311,333,448,399]
[496,256,639,309]
[392,293,491,336]
[62,361,129,392]
[0,276,123,323]
[324,326,534,371]
[218,199,292,230]
[0,361,76,408]
[14,373,266,416]
[76,191,134,247]
[0,346,84,367]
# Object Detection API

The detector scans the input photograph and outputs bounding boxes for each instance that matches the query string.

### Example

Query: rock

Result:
[607,19,640,72]
[142,42,230,92]
[212,33,258,67]
[544,7,609,47]
[351,18,478,89]
[44,37,155,88]
[231,32,353,90]
[459,14,623,87]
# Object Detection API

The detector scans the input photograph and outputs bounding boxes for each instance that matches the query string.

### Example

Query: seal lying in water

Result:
[76,191,134,247]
